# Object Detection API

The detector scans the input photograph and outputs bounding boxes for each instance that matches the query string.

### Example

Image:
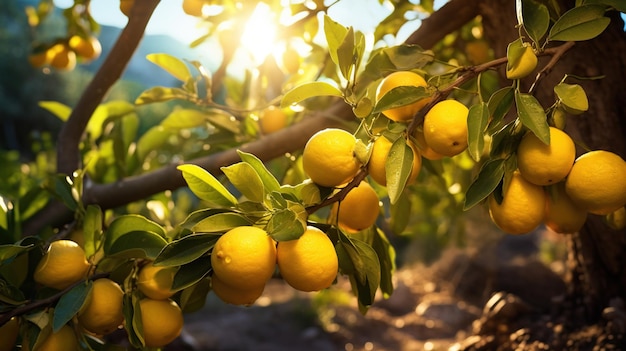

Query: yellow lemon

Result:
[605,207,626,230]
[302,128,362,187]
[565,150,626,215]
[34,240,91,290]
[47,43,76,71]
[0,317,19,351]
[139,298,184,348]
[211,274,265,306]
[68,35,102,62]
[544,182,587,234]
[211,226,277,290]
[413,127,444,160]
[258,106,288,134]
[137,261,177,300]
[423,99,469,157]
[36,325,79,351]
[330,181,380,232]
[367,136,422,186]
[489,171,546,234]
[277,226,338,292]
[78,278,124,335]
[376,71,431,122]
[517,127,576,186]
[183,0,206,16]
[506,44,537,80]
[28,50,49,68]
[120,0,134,17]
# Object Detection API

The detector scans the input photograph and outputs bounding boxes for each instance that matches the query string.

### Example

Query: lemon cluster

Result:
[489,127,626,235]
[29,35,102,71]
[210,225,338,306]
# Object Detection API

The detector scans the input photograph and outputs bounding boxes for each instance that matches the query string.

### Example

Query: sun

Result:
[240,2,279,65]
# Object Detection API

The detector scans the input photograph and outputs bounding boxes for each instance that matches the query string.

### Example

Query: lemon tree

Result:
[3,0,626,350]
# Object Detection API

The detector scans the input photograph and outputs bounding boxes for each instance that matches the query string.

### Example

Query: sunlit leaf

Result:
[467,102,490,161]
[82,205,102,259]
[548,4,610,42]
[280,82,343,108]
[337,27,355,80]
[464,158,505,209]
[266,208,306,241]
[192,212,253,233]
[106,231,168,260]
[38,101,71,121]
[554,83,589,114]
[372,86,430,114]
[222,162,265,203]
[53,282,91,332]
[324,14,349,68]
[237,150,281,193]
[384,45,433,71]
[104,215,165,254]
[154,233,219,267]
[178,164,238,208]
[135,87,191,105]
[386,138,414,205]
[515,91,550,144]
[146,53,192,83]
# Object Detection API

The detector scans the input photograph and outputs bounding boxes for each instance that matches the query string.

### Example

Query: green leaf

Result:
[467,102,490,161]
[0,275,27,305]
[38,101,71,121]
[464,158,505,209]
[154,233,219,267]
[48,175,78,212]
[338,234,380,313]
[135,87,191,105]
[82,205,102,259]
[106,231,168,260]
[383,45,433,71]
[487,87,515,132]
[372,85,429,114]
[161,109,207,129]
[238,151,281,193]
[337,27,355,80]
[324,14,349,68]
[581,0,626,12]
[386,138,414,205]
[372,228,396,298]
[0,244,33,263]
[126,294,143,347]
[548,4,610,42]
[515,91,550,144]
[104,215,165,252]
[554,83,589,114]
[267,208,306,242]
[146,53,192,83]
[280,82,343,108]
[136,126,171,160]
[53,281,91,332]
[179,278,210,313]
[221,162,265,203]
[389,191,411,234]
[178,164,238,208]
[192,212,253,233]
[171,256,212,291]
[518,0,551,44]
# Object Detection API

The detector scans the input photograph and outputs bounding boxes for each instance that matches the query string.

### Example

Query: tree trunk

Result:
[475,0,626,348]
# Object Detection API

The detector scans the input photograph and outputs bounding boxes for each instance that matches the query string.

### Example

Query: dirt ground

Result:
[164,228,626,351]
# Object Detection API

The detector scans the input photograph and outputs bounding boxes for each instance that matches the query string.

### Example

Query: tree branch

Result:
[56,0,161,175]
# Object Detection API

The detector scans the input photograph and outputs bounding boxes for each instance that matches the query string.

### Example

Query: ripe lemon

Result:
[211,274,265,306]
[376,71,431,122]
[36,325,79,351]
[302,128,362,187]
[330,181,380,232]
[78,278,124,335]
[544,182,587,234]
[0,317,19,351]
[258,106,288,134]
[28,50,49,68]
[137,261,177,300]
[48,43,77,71]
[565,150,626,215]
[413,127,444,160]
[211,226,277,290]
[423,99,469,157]
[517,127,576,186]
[183,0,205,16]
[489,171,546,234]
[68,35,102,62]
[367,136,422,186]
[34,240,91,290]
[276,226,338,292]
[506,43,537,80]
[139,298,184,348]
